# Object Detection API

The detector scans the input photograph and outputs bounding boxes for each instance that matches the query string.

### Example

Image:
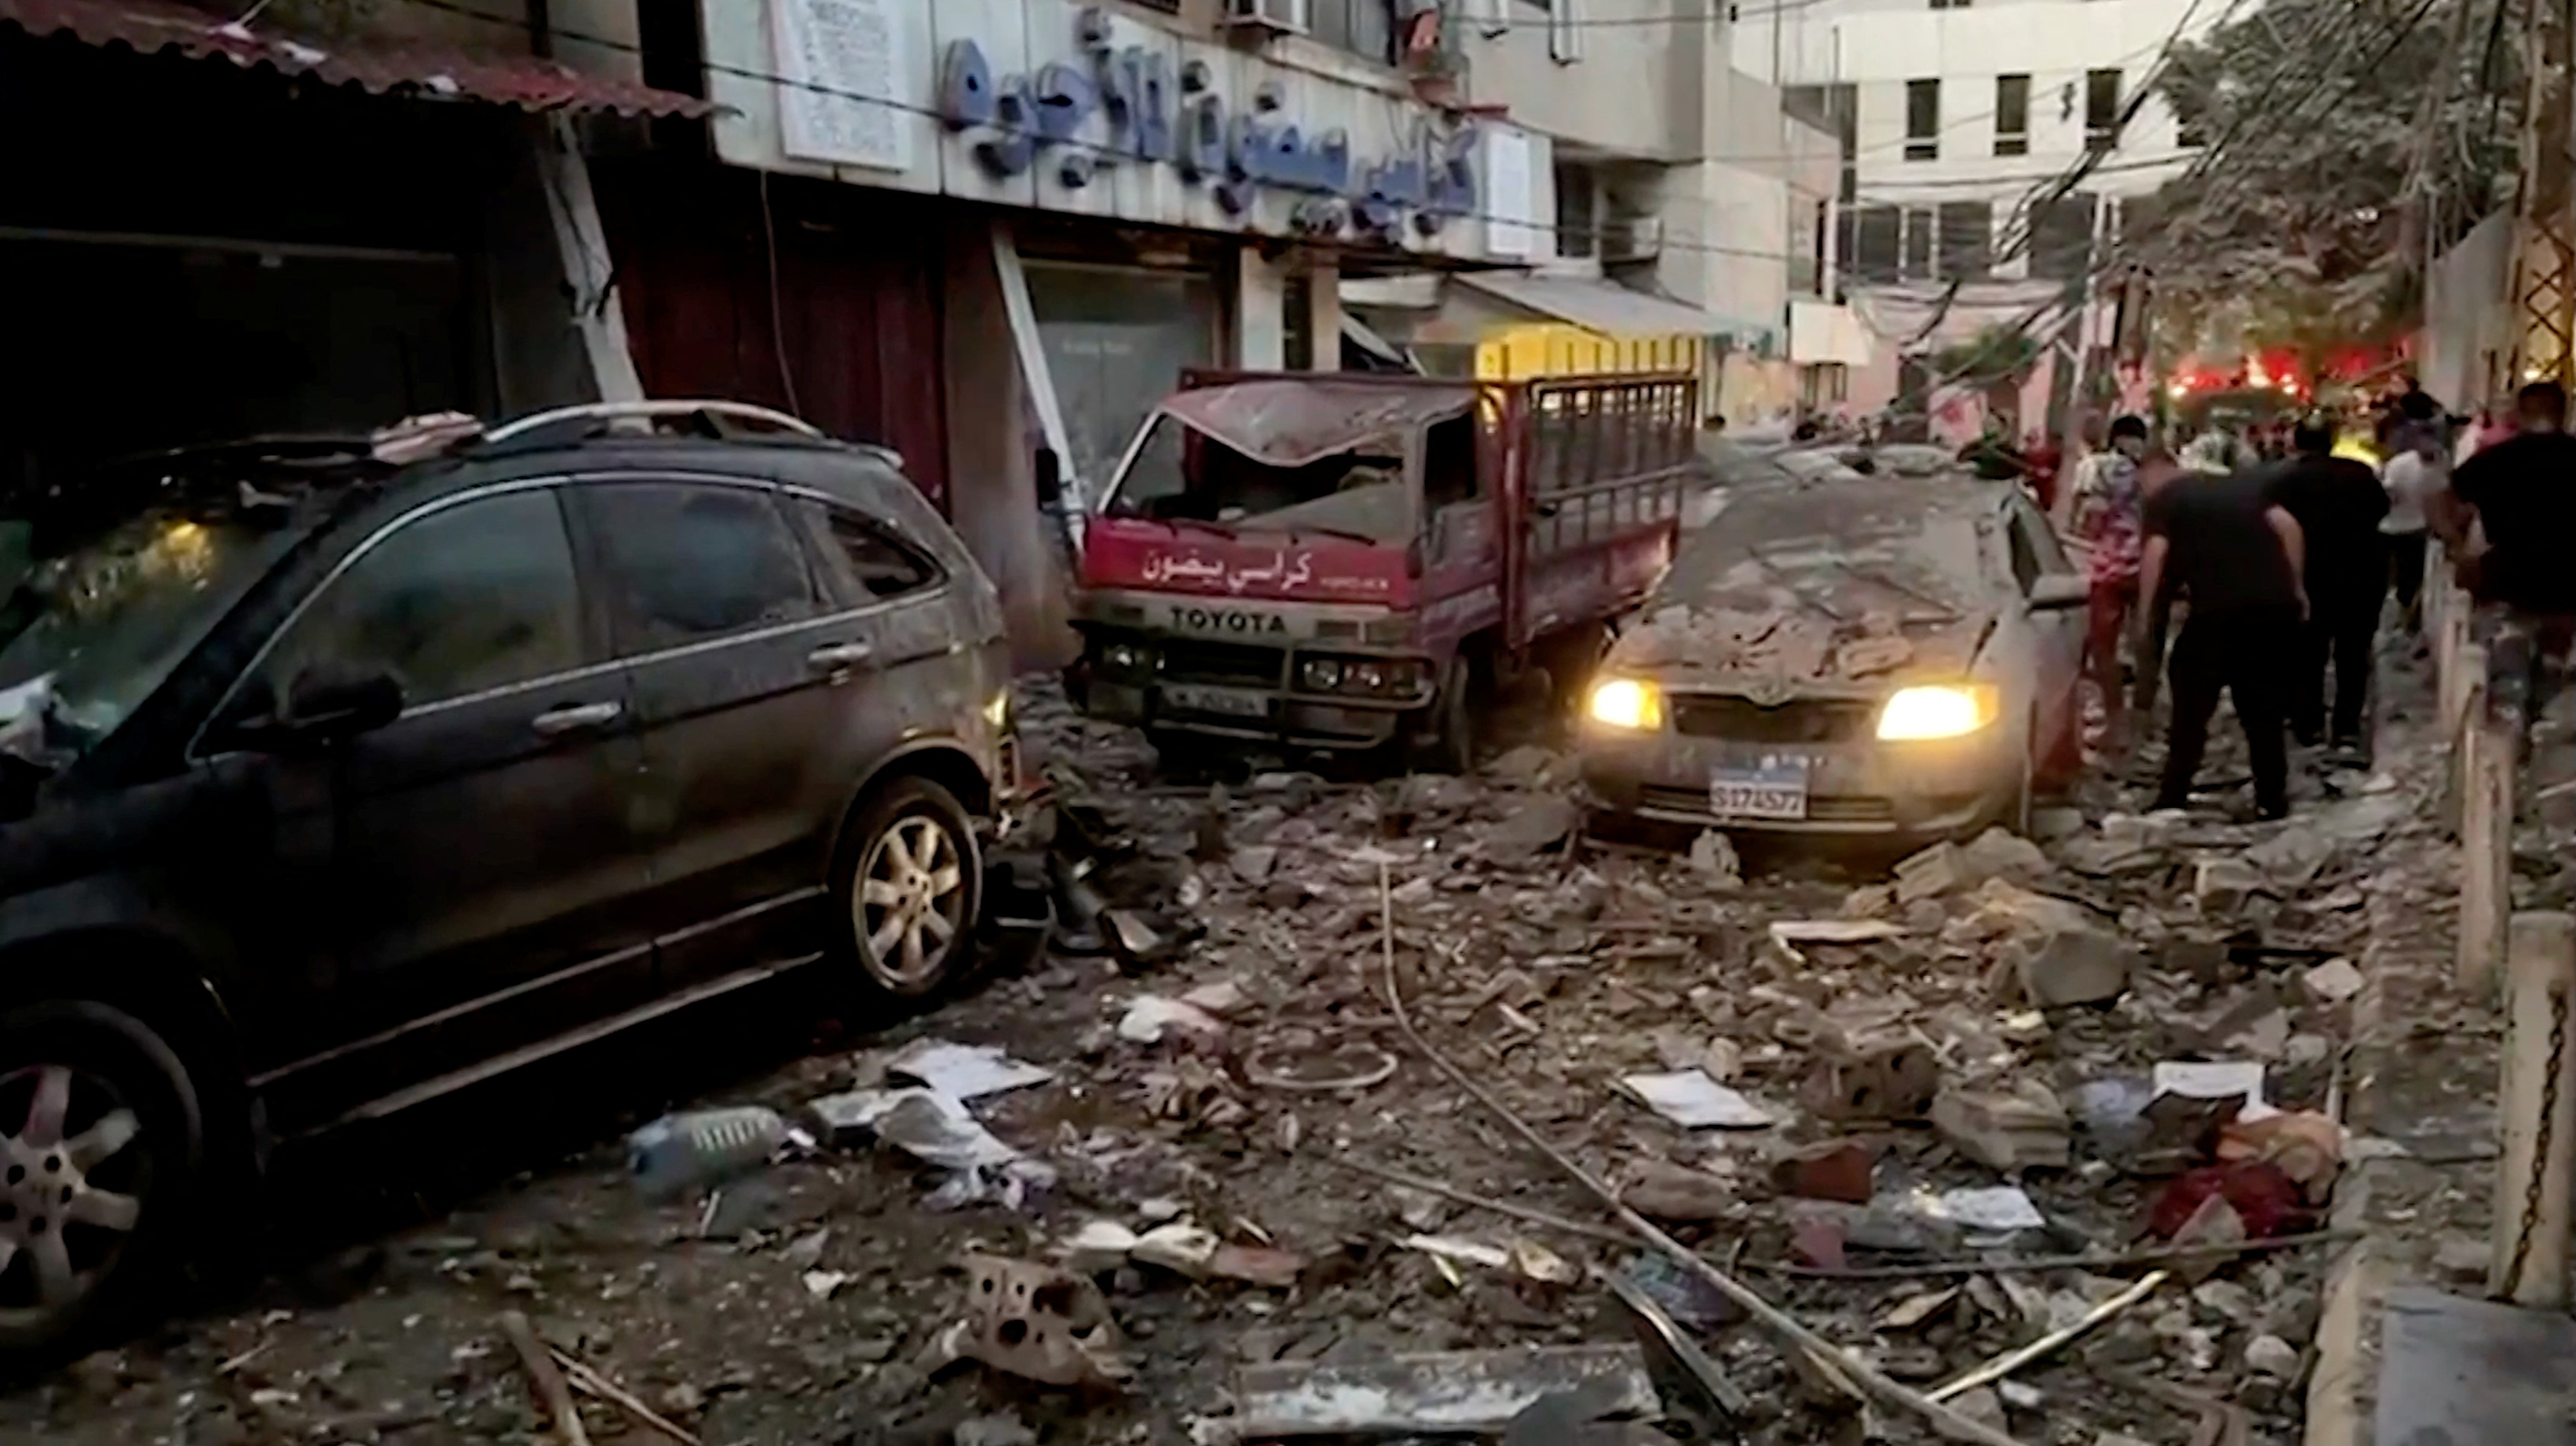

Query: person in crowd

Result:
[2068,414,2151,741]
[2268,418,2390,754]
[2443,379,2576,754]
[2022,429,2063,515]
[2138,456,2308,820]
[2379,417,2446,637]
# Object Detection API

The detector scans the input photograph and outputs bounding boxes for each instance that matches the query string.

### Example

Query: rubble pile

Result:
[7,680,2412,1446]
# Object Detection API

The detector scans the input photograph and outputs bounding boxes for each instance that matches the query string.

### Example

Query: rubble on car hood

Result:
[1608,475,2000,687]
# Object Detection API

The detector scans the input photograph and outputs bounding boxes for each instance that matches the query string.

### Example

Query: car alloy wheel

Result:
[858,814,969,990]
[0,1061,146,1338]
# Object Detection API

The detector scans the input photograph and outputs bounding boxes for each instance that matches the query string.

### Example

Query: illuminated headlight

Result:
[1351,661,1389,693]
[983,692,1010,729]
[1301,658,1345,692]
[1586,677,1664,731]
[1102,643,1147,673]
[1876,684,2000,741]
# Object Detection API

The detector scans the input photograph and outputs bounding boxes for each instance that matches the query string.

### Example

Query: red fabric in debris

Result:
[0,0,711,116]
[2148,1162,2310,1241]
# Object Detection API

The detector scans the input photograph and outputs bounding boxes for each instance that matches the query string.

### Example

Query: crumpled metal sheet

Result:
[1161,380,1478,469]
[0,0,714,117]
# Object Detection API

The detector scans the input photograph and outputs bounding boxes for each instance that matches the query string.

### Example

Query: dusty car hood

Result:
[1609,476,2004,692]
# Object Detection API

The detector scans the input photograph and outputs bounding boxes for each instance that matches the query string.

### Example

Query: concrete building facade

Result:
[1731,0,2219,428]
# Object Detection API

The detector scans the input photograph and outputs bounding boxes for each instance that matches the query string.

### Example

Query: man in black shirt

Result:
[2270,418,2390,752]
[2138,467,2308,819]
[2447,380,2576,752]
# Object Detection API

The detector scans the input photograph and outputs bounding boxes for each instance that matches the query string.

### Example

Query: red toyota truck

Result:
[1065,369,1699,769]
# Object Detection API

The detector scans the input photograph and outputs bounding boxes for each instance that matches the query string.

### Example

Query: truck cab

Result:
[1068,370,1699,769]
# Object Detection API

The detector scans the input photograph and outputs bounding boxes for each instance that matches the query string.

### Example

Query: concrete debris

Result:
[1690,829,1744,889]
[1118,995,1227,1044]
[1895,841,1975,903]
[952,1411,1038,1446]
[1916,1185,2046,1232]
[2219,1111,2344,1202]
[1935,1386,2009,1443]
[2243,1334,2302,1380]
[1483,796,1582,862]
[1231,1345,1660,1439]
[1770,918,1905,958]
[1103,907,1173,967]
[1803,1037,1940,1121]
[2029,806,2087,841]
[933,1255,1130,1388]
[1879,1285,1962,1330]
[1930,1082,2072,1171]
[2192,857,2268,914]
[2014,922,2138,1007]
[1486,744,1559,786]
[1620,1160,1737,1220]
[2151,1060,2275,1120]
[1958,826,2050,883]
[1620,1070,1777,1129]
[1774,1139,1880,1203]
[2302,956,2365,1004]
[1231,845,1280,885]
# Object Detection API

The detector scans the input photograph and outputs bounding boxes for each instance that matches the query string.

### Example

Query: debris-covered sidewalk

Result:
[0,683,2417,1446]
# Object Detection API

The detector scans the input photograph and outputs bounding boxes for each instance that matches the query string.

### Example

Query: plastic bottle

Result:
[627,1105,787,1199]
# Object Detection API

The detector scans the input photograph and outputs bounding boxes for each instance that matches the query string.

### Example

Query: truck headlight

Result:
[1301,658,1345,692]
[1876,684,1999,740]
[1586,677,1664,730]
[1101,643,1149,674]
[983,692,1011,729]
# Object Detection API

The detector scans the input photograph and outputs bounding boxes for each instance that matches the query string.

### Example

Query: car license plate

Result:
[1710,755,1811,820]
[1161,683,1271,720]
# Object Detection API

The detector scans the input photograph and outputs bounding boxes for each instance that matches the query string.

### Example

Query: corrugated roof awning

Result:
[1162,380,1477,469]
[1459,272,1730,339]
[0,0,713,117]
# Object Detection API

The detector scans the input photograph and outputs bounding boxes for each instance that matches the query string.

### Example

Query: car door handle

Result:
[530,701,623,738]
[807,641,874,671]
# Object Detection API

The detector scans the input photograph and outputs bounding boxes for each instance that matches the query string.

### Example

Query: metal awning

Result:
[1459,272,1731,339]
[0,0,713,116]
[1162,380,1477,469]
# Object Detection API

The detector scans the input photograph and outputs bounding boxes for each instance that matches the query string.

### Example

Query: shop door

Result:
[1024,265,1218,501]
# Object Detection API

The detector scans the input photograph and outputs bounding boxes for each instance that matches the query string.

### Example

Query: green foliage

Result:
[2136,0,2516,359]
[1933,324,2043,387]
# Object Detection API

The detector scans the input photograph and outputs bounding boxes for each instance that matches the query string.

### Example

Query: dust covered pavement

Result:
[0,685,2413,1446]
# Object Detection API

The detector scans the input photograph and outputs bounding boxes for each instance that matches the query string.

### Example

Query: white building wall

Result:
[1735,0,2216,219]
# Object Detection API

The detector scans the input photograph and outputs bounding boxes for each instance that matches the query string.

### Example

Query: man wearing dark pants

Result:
[2138,467,2310,819]
[2270,418,2390,754]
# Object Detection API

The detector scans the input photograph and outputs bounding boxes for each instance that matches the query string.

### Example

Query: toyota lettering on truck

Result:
[1067,368,1701,773]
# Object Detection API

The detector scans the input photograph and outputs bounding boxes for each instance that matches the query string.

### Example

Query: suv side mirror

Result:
[2028,574,2091,611]
[230,668,404,753]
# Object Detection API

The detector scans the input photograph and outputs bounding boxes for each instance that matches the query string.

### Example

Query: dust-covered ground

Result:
[0,668,2429,1446]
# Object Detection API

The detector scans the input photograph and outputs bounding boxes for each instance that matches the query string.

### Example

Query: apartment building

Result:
[1733,0,2216,425]
[1346,0,1857,425]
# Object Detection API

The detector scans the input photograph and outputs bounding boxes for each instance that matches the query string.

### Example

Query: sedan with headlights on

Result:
[1578,468,2088,843]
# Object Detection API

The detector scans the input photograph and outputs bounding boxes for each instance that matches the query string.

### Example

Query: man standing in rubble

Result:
[2138,459,2308,820]
[2270,417,2390,757]
[2443,379,2576,752]
[2068,414,2150,744]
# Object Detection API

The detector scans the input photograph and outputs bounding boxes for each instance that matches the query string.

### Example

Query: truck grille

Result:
[1160,639,1285,687]
[1670,694,1878,744]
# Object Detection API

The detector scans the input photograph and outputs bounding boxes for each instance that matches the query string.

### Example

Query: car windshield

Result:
[0,473,322,754]
[1100,416,1412,542]
[1662,480,1987,618]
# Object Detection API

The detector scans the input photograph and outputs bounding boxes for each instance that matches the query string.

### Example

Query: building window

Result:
[1937,200,1991,278]
[1901,207,1935,278]
[1311,0,1397,65]
[1905,79,1940,162]
[1930,0,1970,9]
[1994,74,2030,156]
[1555,161,1598,258]
[2085,68,2123,152]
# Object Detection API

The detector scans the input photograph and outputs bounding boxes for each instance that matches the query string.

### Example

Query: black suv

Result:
[0,402,1024,1353]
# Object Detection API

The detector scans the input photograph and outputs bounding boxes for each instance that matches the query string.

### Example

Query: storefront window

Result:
[1024,265,1219,503]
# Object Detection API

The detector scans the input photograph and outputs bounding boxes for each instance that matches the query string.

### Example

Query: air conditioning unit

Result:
[1223,0,1311,35]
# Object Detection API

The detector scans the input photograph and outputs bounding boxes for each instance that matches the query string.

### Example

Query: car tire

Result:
[0,999,205,1358]
[1414,654,1479,775]
[835,778,985,1004]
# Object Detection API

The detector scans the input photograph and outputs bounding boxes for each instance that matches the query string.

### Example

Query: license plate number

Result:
[1162,683,1271,719]
[1710,756,1810,820]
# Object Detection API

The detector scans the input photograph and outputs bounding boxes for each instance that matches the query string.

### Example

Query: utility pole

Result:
[2508,0,2576,385]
